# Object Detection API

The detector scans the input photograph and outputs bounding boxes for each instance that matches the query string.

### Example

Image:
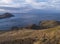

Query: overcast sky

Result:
[0,0,60,13]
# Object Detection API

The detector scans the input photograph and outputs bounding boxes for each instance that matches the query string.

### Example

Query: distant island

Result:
[0,13,14,19]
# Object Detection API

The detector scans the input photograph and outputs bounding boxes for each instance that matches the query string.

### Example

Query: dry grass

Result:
[0,26,60,44]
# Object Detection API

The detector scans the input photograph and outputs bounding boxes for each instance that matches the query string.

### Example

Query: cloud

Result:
[0,0,32,13]
[0,0,60,9]
[25,0,60,10]
[0,0,60,13]
[25,0,49,9]
[0,0,20,8]
[0,0,12,4]
[0,6,32,13]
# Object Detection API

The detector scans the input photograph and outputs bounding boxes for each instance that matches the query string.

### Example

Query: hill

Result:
[0,26,60,44]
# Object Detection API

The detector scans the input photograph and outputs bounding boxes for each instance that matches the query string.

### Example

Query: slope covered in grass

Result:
[0,26,60,44]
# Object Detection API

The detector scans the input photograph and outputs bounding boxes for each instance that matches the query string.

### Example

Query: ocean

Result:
[0,13,60,30]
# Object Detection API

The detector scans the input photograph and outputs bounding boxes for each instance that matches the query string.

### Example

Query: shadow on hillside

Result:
[11,20,60,30]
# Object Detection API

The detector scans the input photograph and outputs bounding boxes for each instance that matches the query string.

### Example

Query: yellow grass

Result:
[0,26,60,44]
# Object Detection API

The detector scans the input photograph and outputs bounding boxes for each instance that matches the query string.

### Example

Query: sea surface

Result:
[0,13,60,30]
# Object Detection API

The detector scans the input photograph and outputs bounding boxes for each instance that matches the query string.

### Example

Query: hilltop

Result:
[0,25,60,44]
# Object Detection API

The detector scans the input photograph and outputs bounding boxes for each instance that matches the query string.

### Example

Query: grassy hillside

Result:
[0,26,60,44]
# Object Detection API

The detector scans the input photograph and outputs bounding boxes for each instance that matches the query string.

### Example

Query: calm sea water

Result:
[0,13,60,30]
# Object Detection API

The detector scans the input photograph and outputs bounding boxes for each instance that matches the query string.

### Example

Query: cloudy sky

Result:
[0,0,60,13]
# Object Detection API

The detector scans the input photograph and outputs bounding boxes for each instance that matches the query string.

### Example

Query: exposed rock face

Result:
[0,13,14,19]
[39,20,59,29]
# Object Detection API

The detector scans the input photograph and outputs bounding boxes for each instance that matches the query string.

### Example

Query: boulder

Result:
[0,13,14,19]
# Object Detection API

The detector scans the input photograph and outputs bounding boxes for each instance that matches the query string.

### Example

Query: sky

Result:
[0,0,60,13]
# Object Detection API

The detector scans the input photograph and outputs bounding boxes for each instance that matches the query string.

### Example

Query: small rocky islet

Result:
[0,13,14,19]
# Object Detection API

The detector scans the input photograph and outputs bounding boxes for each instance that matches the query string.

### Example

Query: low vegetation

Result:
[0,20,60,44]
[0,26,60,44]
[18,20,60,30]
[39,20,60,29]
